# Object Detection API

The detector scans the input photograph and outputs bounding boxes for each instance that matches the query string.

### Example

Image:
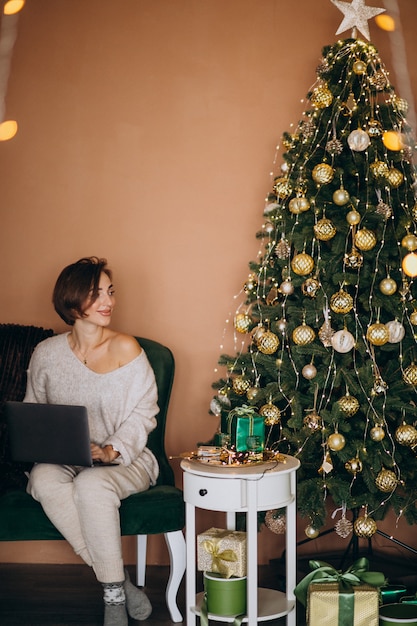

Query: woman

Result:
[25,256,159,626]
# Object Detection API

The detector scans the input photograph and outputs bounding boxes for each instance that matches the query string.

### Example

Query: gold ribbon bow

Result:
[202,538,238,578]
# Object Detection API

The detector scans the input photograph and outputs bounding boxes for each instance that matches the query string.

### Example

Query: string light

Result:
[3,0,25,15]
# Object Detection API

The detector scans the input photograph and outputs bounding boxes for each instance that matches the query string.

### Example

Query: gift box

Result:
[197,527,247,578]
[222,405,265,459]
[307,582,379,626]
[294,558,386,626]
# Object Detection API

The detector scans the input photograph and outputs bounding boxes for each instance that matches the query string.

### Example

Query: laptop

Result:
[5,401,116,467]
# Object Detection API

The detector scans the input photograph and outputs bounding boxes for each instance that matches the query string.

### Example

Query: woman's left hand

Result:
[90,443,120,463]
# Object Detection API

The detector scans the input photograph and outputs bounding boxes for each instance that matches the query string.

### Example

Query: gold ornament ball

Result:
[291,252,315,276]
[333,188,350,205]
[259,402,281,425]
[234,313,252,334]
[289,195,310,214]
[346,210,361,226]
[386,168,404,188]
[403,363,417,386]
[345,457,363,474]
[273,176,292,199]
[411,204,417,222]
[355,228,377,251]
[354,515,377,538]
[314,218,336,241]
[353,59,367,74]
[304,525,320,539]
[257,330,280,355]
[292,323,316,346]
[312,163,334,185]
[232,376,251,395]
[246,386,260,401]
[310,85,333,109]
[330,289,353,314]
[328,432,346,451]
[410,310,417,326]
[366,322,389,346]
[337,394,360,417]
[401,233,417,251]
[303,410,321,430]
[370,425,385,442]
[375,469,397,493]
[395,423,417,447]
[379,277,397,296]
[370,160,389,179]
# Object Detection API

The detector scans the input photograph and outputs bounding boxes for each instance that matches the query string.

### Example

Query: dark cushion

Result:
[0,485,185,541]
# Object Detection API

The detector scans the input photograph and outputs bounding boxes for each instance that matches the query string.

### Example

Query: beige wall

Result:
[1,0,417,566]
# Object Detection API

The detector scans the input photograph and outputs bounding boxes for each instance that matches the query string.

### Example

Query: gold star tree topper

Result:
[331,0,385,41]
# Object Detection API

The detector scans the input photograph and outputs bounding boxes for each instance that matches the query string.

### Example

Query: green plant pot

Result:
[379,603,417,625]
[203,572,247,616]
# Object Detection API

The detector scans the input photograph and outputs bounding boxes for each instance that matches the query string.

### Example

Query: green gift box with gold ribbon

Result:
[197,527,247,578]
[294,558,386,626]
[223,405,265,459]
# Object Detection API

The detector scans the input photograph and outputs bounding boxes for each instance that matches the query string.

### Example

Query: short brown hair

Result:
[52,257,112,325]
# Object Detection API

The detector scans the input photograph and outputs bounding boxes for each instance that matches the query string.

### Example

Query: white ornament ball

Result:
[331,329,355,353]
[385,320,405,344]
[348,129,370,152]
[280,280,294,295]
[302,363,317,380]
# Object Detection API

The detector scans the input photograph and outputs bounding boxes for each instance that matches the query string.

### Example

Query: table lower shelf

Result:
[192,588,295,623]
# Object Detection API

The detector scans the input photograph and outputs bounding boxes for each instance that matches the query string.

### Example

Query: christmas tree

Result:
[209,0,417,541]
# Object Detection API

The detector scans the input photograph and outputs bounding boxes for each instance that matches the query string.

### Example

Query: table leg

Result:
[185,501,196,626]
[246,480,258,626]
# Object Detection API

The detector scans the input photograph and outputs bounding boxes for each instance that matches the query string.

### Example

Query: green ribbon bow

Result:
[294,557,386,626]
[202,538,238,578]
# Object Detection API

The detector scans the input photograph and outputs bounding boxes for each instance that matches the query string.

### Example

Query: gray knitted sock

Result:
[123,568,152,621]
[102,582,128,626]
[103,604,128,626]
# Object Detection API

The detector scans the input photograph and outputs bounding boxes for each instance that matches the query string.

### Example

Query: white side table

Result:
[181,455,300,626]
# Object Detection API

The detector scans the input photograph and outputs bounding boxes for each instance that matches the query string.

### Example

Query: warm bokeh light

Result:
[375,14,396,32]
[0,119,18,140]
[383,130,404,151]
[3,0,25,15]
[402,252,417,278]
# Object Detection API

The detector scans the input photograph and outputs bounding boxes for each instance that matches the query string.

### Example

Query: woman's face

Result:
[81,272,116,325]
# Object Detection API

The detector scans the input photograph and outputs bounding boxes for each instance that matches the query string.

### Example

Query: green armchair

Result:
[0,325,185,622]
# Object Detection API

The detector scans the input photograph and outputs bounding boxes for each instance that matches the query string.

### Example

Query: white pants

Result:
[27,461,150,583]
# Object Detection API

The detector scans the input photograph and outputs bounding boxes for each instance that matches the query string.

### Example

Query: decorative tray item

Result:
[178,447,286,468]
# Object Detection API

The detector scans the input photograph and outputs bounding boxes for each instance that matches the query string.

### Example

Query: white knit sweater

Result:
[24,333,159,483]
